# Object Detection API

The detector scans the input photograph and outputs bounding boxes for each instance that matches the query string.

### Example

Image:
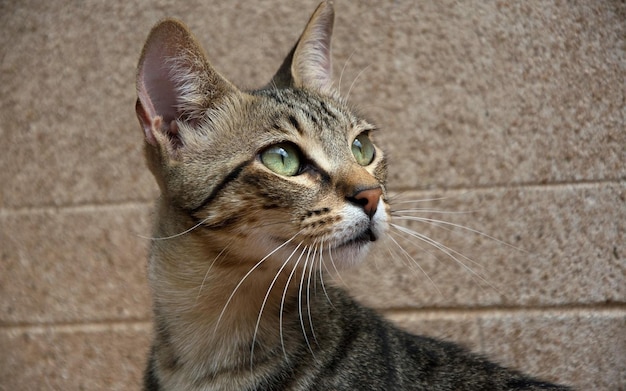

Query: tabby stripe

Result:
[319,99,339,121]
[189,159,251,216]
[285,100,321,127]
[263,90,325,127]
[257,88,348,132]
[288,114,304,134]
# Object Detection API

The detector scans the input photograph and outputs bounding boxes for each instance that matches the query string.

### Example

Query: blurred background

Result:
[1,1,624,389]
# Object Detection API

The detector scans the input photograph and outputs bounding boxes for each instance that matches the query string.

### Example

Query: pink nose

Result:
[350,187,382,218]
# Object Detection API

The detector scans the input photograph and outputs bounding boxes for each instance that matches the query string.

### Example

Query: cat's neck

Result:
[148,201,320,371]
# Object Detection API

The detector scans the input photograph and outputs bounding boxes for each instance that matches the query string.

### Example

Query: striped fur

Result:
[135,2,569,390]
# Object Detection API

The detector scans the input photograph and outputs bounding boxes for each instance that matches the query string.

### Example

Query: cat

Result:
[135,1,570,390]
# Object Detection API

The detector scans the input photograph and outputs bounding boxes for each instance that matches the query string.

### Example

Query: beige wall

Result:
[1,1,624,389]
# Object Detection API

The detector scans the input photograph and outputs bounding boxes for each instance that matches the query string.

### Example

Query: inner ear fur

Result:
[135,19,239,151]
[269,1,335,93]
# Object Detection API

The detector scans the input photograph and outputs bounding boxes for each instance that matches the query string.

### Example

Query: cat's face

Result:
[183,88,388,268]
[135,2,387,270]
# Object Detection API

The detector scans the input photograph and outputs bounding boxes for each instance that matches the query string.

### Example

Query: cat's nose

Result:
[348,187,382,218]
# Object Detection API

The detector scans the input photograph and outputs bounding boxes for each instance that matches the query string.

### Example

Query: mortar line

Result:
[3,303,624,333]
[0,199,154,216]
[381,302,626,319]
[0,319,152,334]
[2,178,623,215]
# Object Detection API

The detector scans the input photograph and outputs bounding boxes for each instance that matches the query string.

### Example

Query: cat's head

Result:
[135,1,388,269]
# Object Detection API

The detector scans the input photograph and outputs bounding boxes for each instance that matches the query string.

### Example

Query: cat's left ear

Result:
[269,1,334,93]
[135,19,239,151]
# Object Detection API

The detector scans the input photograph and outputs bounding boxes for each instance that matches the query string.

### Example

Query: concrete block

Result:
[480,310,626,390]
[0,322,151,390]
[357,1,626,190]
[0,1,161,208]
[0,204,152,324]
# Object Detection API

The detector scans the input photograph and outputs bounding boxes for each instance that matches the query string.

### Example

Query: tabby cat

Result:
[135,2,569,390]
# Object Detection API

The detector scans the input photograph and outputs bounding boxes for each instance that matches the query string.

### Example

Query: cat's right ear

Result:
[135,19,237,151]
[269,1,335,93]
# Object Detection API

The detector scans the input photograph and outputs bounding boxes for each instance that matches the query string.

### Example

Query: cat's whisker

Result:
[337,48,358,96]
[327,241,348,288]
[195,242,233,304]
[306,242,320,349]
[317,240,334,308]
[137,215,289,242]
[214,230,304,335]
[388,228,458,276]
[310,244,319,298]
[392,215,526,253]
[137,216,211,241]
[390,223,501,294]
[391,222,481,272]
[392,208,476,215]
[279,243,309,361]
[390,188,486,203]
[298,245,317,359]
[379,236,401,275]
[251,241,304,368]
[345,63,371,103]
[386,233,442,295]
[387,192,469,205]
[239,219,293,232]
[391,216,489,271]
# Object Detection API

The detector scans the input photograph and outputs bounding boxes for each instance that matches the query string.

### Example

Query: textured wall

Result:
[1,0,624,390]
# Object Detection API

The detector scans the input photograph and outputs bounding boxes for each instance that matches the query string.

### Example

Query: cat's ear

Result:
[269,1,334,93]
[135,19,238,150]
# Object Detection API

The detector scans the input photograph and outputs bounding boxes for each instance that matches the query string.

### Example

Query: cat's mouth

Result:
[337,228,377,249]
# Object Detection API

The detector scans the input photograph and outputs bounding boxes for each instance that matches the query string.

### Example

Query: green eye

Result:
[351,133,375,166]
[260,143,301,176]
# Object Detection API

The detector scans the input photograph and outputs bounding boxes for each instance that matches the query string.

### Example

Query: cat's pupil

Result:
[351,133,375,166]
[260,143,301,176]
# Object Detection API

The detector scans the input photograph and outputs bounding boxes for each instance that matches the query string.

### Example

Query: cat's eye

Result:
[351,133,375,166]
[260,143,302,176]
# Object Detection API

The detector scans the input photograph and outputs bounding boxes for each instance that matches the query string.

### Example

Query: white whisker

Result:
[280,244,309,360]
[392,208,476,215]
[137,217,210,241]
[389,195,460,205]
[306,243,319,348]
[337,49,357,96]
[392,215,525,253]
[391,220,486,271]
[346,63,371,103]
[391,223,500,294]
[195,243,232,303]
[318,240,334,308]
[137,215,290,241]
[327,242,348,288]
[387,233,442,295]
[298,246,316,359]
[214,230,303,334]
[251,242,303,367]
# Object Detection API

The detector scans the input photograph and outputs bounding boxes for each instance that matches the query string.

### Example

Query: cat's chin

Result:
[327,229,378,269]
[328,242,372,270]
